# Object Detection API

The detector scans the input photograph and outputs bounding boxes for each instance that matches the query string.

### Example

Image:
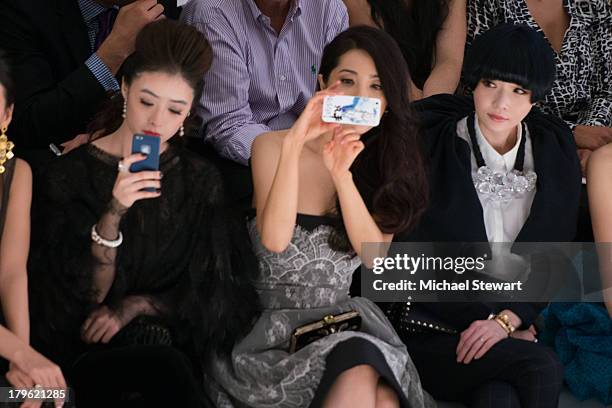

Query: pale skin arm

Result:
[0,160,66,407]
[253,92,338,253]
[421,0,466,98]
[323,129,393,265]
[0,159,32,345]
[0,325,30,369]
[587,144,612,318]
[252,130,300,253]
[333,171,392,263]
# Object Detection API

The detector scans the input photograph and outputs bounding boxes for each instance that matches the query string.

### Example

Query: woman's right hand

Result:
[286,85,341,145]
[113,153,162,208]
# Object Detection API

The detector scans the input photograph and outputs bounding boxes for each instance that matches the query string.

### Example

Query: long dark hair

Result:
[367,0,450,90]
[0,49,15,219]
[88,20,212,139]
[319,26,428,251]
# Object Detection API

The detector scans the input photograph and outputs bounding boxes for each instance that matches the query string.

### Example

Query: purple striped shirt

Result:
[181,0,348,165]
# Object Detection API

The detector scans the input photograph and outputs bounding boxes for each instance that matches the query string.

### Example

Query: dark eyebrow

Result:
[141,89,188,105]
[338,69,379,79]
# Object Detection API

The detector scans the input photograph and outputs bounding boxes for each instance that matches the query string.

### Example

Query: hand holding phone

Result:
[322,95,382,127]
[109,134,162,209]
[112,153,162,209]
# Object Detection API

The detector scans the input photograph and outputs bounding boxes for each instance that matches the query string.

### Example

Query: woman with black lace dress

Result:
[28,21,259,408]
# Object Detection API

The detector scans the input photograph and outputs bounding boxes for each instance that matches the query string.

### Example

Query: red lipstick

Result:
[487,113,508,122]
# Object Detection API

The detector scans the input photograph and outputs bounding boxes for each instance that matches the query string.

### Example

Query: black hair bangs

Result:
[464,23,556,102]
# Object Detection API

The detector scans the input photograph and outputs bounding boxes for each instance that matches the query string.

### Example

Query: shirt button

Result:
[280,75,286,81]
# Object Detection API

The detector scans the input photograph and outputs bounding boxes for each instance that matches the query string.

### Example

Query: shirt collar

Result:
[474,113,524,171]
[78,0,110,23]
[290,0,302,20]
[246,0,302,23]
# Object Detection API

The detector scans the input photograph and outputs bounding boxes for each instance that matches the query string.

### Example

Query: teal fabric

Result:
[542,302,612,405]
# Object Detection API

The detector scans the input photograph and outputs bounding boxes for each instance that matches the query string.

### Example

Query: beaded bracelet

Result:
[91,224,123,248]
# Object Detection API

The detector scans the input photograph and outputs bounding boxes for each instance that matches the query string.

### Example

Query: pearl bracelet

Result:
[91,224,123,248]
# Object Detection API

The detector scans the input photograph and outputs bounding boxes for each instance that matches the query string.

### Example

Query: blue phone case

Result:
[130,134,160,191]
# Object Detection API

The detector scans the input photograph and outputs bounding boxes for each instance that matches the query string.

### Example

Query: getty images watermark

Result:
[360,242,612,303]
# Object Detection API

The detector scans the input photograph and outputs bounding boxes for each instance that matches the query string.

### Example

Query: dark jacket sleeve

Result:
[417,302,493,331]
[0,0,108,149]
[497,303,547,330]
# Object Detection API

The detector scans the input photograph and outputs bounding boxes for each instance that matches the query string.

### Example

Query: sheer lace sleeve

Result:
[29,147,111,363]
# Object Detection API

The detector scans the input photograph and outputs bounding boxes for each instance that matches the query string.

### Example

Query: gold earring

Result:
[179,124,185,137]
[0,126,15,174]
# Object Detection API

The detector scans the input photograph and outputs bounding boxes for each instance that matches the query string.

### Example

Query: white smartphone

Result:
[322,95,382,127]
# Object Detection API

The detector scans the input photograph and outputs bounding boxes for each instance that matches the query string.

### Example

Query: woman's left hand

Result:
[323,127,364,180]
[81,305,127,344]
[456,319,508,364]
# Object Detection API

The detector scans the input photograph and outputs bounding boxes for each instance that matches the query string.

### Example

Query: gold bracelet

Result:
[497,313,516,333]
[492,316,511,335]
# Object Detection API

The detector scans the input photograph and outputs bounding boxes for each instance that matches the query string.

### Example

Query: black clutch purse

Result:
[289,311,361,353]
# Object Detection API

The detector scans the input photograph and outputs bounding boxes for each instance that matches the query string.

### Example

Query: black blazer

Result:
[396,94,582,330]
[0,0,180,154]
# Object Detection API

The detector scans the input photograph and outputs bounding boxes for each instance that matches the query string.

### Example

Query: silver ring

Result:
[534,338,538,343]
[480,337,485,343]
[117,161,127,173]
[34,384,42,389]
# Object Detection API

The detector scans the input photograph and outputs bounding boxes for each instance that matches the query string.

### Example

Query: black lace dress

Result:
[28,143,259,381]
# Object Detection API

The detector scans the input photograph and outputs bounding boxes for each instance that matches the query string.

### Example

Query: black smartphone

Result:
[130,134,161,192]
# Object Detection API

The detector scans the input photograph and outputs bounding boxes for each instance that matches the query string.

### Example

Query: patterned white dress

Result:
[210,215,434,408]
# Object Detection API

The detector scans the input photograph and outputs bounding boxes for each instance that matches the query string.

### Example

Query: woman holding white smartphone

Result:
[210,26,432,408]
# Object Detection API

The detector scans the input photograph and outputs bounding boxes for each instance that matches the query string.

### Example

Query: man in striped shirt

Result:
[182,0,348,165]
